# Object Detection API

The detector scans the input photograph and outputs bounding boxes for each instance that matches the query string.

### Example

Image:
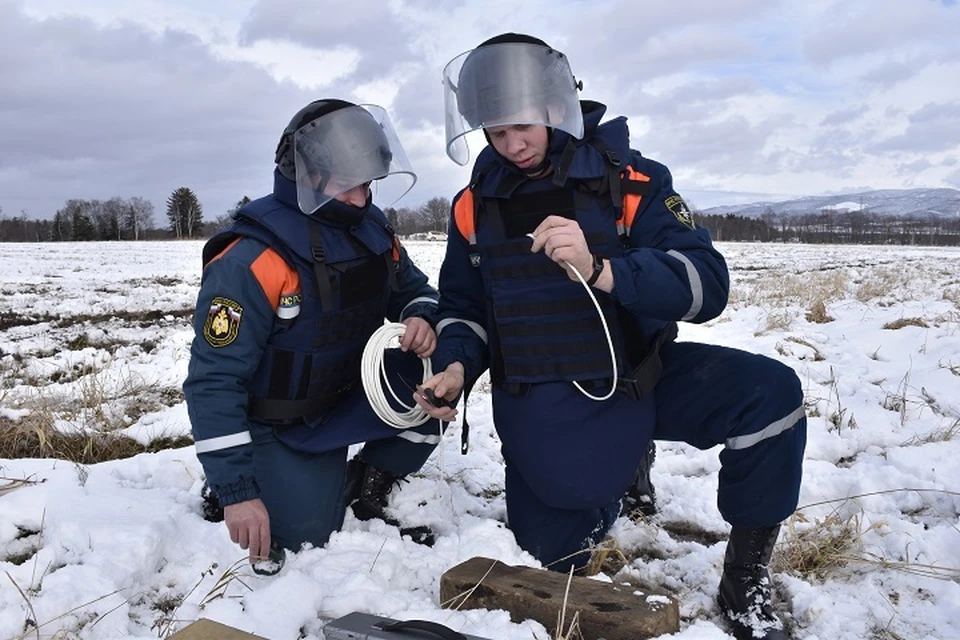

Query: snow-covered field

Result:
[1,240,958,640]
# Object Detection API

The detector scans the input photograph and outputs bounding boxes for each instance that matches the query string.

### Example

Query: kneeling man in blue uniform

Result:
[184,99,443,571]
[416,34,806,640]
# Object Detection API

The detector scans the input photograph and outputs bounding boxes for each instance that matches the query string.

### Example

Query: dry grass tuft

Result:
[729,270,850,308]
[0,358,187,463]
[805,300,834,323]
[6,567,123,640]
[579,537,629,578]
[854,268,909,302]
[901,419,960,446]
[755,309,795,336]
[0,417,193,464]
[780,489,960,583]
[778,336,826,361]
[774,510,872,580]
[0,477,41,497]
[942,285,960,307]
[882,317,929,330]
[939,360,960,377]
[152,558,253,638]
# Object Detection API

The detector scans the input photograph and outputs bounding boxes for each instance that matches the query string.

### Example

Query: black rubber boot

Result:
[717,525,790,640]
[621,440,657,517]
[344,457,435,546]
[201,482,224,523]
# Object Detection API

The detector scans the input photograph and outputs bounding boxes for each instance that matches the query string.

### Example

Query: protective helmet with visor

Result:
[442,35,583,166]
[282,103,416,215]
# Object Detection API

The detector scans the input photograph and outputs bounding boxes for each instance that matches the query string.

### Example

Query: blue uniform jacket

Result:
[184,171,438,506]
[429,101,731,510]
[432,101,730,386]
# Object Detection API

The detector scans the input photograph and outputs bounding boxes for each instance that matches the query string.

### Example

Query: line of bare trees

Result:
[0,197,157,242]
[5,196,959,246]
[697,209,960,246]
[0,186,208,242]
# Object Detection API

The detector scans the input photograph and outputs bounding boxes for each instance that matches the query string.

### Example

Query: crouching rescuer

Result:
[414,33,807,640]
[184,99,444,573]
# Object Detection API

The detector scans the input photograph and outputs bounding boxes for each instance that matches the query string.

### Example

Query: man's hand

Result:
[528,215,593,281]
[400,317,437,357]
[414,362,465,421]
[224,498,271,563]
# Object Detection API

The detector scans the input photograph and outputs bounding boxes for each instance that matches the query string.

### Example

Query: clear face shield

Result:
[442,41,584,166]
[293,104,416,214]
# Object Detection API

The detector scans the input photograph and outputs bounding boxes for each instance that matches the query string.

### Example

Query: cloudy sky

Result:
[1,0,959,223]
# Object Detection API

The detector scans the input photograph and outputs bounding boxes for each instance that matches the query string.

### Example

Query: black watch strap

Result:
[584,254,604,287]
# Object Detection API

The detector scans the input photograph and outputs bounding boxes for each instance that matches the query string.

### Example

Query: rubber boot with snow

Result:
[344,456,435,546]
[200,481,224,523]
[621,440,657,517]
[251,540,286,576]
[717,525,790,640]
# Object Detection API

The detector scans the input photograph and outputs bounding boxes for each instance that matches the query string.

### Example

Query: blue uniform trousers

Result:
[499,340,806,572]
[249,350,444,552]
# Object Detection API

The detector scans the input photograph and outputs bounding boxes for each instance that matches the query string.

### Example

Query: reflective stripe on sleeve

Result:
[397,430,442,445]
[194,431,253,454]
[667,249,704,322]
[436,318,488,344]
[725,406,805,451]
[401,296,439,318]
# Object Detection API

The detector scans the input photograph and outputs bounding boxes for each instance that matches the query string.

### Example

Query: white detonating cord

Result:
[361,321,452,497]
[527,233,618,402]
[564,260,618,402]
[360,322,434,429]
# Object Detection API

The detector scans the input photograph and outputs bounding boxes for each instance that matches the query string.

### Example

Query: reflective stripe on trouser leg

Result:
[654,341,807,528]
[360,417,446,477]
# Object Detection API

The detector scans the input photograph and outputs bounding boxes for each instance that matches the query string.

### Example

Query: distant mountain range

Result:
[701,188,960,219]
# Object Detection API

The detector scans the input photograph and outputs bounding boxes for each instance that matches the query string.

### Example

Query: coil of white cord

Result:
[362,254,616,415]
[361,322,434,429]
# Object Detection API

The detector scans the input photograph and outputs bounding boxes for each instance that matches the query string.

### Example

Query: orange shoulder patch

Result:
[250,248,300,313]
[453,188,476,242]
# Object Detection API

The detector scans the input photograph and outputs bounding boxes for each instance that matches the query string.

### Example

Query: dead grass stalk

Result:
[779,489,960,582]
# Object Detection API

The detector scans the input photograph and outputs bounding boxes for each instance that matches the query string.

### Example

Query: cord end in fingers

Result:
[423,387,454,409]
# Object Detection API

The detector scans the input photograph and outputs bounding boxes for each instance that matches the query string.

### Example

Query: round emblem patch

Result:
[203,297,243,347]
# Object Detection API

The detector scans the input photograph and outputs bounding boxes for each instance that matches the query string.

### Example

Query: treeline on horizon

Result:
[2,193,959,247]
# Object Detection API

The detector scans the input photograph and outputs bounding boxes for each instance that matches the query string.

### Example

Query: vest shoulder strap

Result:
[364,214,401,291]
[453,148,655,243]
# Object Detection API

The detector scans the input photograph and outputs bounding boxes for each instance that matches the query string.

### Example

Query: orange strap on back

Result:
[453,188,477,244]
[621,165,652,232]
[452,168,652,242]
[391,236,402,263]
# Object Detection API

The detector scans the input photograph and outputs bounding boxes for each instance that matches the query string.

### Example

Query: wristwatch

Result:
[584,254,604,287]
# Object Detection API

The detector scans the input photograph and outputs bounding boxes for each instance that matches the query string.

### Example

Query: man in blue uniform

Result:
[184,99,443,572]
[415,34,805,640]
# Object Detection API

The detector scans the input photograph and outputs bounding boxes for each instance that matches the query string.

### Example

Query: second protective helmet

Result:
[274,99,416,214]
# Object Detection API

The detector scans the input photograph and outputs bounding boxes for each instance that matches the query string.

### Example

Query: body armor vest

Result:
[465,118,653,386]
[203,195,398,424]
